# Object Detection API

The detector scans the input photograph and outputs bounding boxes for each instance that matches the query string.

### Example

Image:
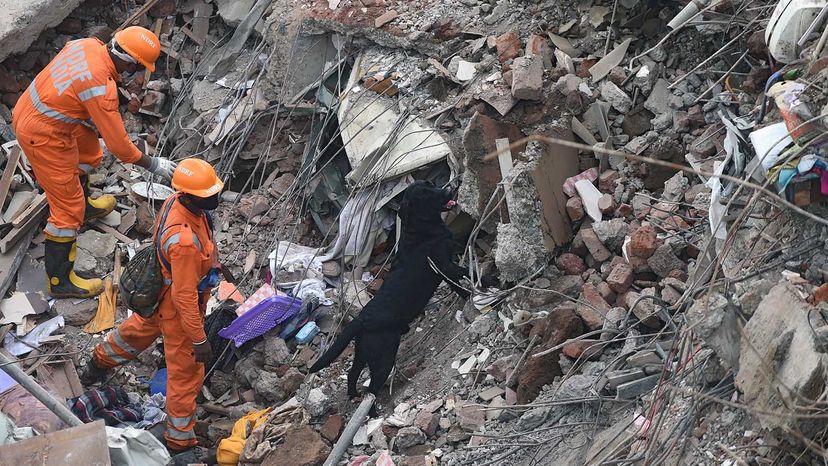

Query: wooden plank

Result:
[160,44,180,60]
[91,219,134,244]
[0,146,21,207]
[143,18,164,87]
[118,208,136,234]
[495,138,513,224]
[114,0,161,33]
[0,227,35,298]
[181,26,205,46]
[38,358,84,399]
[532,126,579,250]
[11,193,47,228]
[1,203,47,253]
[3,190,35,223]
[0,420,110,466]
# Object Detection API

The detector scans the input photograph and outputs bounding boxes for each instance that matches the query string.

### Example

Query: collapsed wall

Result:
[0,0,82,62]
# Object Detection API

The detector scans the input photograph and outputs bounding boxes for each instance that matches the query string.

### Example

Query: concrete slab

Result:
[0,0,83,62]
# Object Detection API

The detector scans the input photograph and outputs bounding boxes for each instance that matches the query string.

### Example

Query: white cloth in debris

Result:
[292,278,332,305]
[268,241,323,278]
[106,426,170,466]
[131,393,166,429]
[706,160,728,241]
[318,177,411,268]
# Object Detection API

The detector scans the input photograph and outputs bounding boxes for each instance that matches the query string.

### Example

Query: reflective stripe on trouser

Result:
[167,414,196,442]
[93,306,203,449]
[162,302,204,450]
[94,313,161,368]
[44,223,78,238]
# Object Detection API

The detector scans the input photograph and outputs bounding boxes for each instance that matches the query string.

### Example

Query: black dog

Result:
[309,181,472,397]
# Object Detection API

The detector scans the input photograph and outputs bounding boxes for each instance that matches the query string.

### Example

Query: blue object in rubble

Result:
[149,368,167,396]
[295,322,320,345]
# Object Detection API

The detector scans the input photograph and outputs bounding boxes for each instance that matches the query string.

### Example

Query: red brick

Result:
[598,194,616,214]
[581,228,612,263]
[414,410,439,437]
[556,253,586,275]
[598,170,619,192]
[566,196,585,221]
[571,230,589,257]
[526,34,553,68]
[320,414,344,442]
[496,31,521,63]
[629,225,658,259]
[814,283,828,304]
[577,283,610,330]
[597,281,616,303]
[563,339,603,360]
[607,263,634,293]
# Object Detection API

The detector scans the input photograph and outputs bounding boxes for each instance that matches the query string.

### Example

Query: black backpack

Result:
[118,197,177,318]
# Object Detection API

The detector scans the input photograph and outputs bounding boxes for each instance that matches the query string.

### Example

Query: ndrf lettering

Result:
[50,42,93,96]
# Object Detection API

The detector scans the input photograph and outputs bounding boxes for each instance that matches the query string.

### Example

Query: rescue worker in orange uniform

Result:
[81,158,223,454]
[12,26,177,299]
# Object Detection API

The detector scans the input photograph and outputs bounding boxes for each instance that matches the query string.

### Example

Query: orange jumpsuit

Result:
[93,194,216,449]
[12,38,143,238]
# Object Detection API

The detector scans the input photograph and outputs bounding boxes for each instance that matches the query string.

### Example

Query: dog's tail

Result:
[309,319,362,373]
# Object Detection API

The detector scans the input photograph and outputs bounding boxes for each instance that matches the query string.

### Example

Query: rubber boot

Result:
[45,235,104,298]
[80,174,116,222]
[79,359,110,386]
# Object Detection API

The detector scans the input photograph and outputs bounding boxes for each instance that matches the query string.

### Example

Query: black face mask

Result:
[187,193,220,211]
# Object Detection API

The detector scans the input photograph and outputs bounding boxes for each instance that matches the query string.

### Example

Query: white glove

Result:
[147,157,176,181]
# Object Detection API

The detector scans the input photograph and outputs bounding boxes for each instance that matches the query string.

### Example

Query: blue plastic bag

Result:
[150,368,167,396]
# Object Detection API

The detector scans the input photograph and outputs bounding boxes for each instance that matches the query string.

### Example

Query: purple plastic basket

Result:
[218,295,302,347]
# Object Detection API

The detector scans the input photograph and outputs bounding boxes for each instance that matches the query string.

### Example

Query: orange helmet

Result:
[172,158,224,198]
[113,26,161,72]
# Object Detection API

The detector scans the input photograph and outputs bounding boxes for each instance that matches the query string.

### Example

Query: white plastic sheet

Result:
[3,315,64,356]
[106,426,171,466]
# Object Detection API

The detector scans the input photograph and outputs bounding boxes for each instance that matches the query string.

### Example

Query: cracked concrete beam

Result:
[0,0,83,62]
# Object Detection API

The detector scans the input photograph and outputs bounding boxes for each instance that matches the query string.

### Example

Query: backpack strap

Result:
[155,195,212,285]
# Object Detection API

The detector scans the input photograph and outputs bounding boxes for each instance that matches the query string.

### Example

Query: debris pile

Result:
[2,0,828,465]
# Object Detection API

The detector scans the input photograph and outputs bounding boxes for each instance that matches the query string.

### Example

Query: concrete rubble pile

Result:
[2,0,828,465]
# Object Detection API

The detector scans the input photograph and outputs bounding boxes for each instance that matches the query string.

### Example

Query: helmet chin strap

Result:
[109,38,137,64]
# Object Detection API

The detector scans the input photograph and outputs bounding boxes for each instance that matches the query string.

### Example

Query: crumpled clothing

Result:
[70,387,141,426]
[813,167,828,195]
[217,407,272,466]
[132,393,166,429]
[293,278,331,305]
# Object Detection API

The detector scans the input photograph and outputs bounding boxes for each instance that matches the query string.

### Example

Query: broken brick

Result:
[598,170,619,192]
[414,410,439,437]
[496,31,521,63]
[629,225,658,259]
[566,196,585,221]
[526,34,553,68]
[607,262,634,293]
[598,194,616,214]
[374,9,399,28]
[320,414,345,442]
[556,252,586,275]
[563,339,603,360]
[577,283,610,330]
[581,228,612,263]
[511,55,543,101]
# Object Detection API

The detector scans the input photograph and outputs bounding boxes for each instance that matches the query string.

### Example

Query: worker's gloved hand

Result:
[193,340,213,364]
[147,157,176,181]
